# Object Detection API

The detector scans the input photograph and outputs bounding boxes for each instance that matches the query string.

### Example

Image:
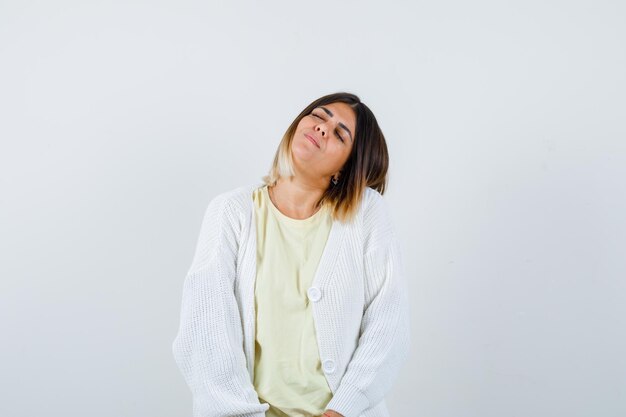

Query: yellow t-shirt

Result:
[252,184,334,417]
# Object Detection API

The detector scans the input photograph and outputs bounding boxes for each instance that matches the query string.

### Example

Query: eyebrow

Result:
[318,106,353,142]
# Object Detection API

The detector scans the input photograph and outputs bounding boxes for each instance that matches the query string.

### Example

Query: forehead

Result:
[317,102,356,129]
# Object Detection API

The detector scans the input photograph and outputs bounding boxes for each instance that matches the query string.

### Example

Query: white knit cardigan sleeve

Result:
[325,192,412,417]
[172,192,269,417]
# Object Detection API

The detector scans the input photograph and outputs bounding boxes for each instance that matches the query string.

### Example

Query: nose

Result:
[315,124,327,137]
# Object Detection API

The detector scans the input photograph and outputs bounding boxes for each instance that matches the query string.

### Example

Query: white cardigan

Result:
[172,183,411,417]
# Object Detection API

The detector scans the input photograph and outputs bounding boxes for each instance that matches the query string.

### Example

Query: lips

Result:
[305,133,320,148]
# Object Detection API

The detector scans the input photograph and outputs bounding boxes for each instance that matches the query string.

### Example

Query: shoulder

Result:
[188,184,261,274]
[360,187,396,252]
[360,186,391,221]
[363,186,384,205]
[205,182,262,216]
[198,183,263,238]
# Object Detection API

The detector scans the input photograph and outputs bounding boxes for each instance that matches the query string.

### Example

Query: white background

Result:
[1,1,624,416]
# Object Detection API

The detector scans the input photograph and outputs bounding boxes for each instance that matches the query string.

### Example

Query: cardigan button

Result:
[322,359,336,374]
[307,287,321,302]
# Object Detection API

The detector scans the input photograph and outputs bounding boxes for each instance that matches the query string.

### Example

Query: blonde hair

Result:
[261,92,389,223]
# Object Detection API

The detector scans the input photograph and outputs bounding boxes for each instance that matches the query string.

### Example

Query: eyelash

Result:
[311,113,345,143]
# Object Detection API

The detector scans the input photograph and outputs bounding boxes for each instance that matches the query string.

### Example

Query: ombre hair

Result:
[261,92,389,223]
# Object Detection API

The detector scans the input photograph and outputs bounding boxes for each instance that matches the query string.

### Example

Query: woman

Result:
[172,92,411,417]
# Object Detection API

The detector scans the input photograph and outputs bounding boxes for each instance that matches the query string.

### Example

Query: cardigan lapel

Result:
[309,212,348,289]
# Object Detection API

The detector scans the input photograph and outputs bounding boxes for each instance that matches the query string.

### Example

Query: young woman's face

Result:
[291,101,356,181]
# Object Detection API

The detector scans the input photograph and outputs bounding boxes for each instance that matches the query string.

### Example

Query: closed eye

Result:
[310,113,345,143]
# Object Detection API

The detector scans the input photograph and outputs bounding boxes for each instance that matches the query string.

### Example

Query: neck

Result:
[269,176,327,219]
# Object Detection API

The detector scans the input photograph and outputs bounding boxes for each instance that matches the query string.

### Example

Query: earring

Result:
[331,176,339,185]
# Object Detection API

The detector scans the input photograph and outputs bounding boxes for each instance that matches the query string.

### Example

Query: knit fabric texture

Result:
[172,182,411,417]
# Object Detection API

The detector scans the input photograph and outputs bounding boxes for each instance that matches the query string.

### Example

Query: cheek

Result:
[298,118,314,129]
[329,144,351,164]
